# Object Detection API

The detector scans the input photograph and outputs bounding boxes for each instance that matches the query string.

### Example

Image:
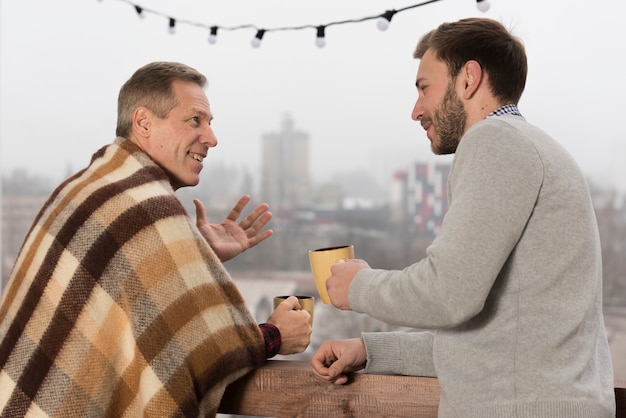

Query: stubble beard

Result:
[431,82,467,155]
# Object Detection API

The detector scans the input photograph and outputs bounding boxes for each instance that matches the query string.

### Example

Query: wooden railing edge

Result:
[617,378,626,418]
[219,360,626,417]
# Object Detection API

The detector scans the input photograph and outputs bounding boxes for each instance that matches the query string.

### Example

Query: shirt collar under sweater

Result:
[488,103,523,117]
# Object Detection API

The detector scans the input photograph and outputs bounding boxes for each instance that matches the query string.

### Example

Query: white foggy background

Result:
[1,0,625,191]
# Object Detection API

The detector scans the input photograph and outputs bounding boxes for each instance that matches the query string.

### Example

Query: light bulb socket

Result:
[380,10,397,22]
[134,6,145,18]
[168,18,176,34]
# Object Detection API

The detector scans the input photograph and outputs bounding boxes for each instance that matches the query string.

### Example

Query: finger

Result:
[311,369,335,383]
[241,204,271,230]
[328,360,349,381]
[193,199,208,225]
[247,229,274,248]
[311,354,335,376]
[333,375,349,385]
[311,358,347,384]
[310,360,332,379]
[226,195,251,222]
[244,211,272,237]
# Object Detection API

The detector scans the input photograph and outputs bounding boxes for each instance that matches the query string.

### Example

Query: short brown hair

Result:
[414,18,527,104]
[116,62,207,138]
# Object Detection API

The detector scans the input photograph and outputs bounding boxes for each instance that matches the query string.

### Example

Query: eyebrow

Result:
[191,107,212,119]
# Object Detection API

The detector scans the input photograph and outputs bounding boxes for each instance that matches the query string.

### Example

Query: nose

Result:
[201,124,218,148]
[411,96,424,121]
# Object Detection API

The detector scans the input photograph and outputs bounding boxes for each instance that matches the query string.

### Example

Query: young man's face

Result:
[145,80,217,189]
[412,49,467,155]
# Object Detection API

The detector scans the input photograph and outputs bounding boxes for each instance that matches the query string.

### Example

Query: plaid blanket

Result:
[0,137,265,417]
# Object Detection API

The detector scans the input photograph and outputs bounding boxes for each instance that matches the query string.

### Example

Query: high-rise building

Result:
[261,115,311,209]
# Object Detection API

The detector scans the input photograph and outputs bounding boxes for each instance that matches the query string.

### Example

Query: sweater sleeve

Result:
[348,119,544,328]
[259,323,282,358]
[363,331,436,377]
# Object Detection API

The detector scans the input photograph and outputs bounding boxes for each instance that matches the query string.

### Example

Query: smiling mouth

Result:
[189,152,204,163]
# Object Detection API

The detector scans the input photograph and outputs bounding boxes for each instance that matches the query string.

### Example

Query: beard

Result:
[431,82,467,155]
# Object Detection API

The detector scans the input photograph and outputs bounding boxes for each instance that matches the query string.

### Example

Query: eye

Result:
[189,116,200,125]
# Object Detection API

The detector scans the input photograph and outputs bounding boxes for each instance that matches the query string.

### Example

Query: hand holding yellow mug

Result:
[308,245,354,304]
[273,295,315,325]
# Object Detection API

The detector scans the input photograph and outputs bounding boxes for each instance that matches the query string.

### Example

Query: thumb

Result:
[328,361,350,384]
[327,362,341,378]
[328,355,352,377]
[283,296,301,311]
[193,199,208,224]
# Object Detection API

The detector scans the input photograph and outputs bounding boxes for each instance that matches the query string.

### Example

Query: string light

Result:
[104,0,490,48]
[208,26,218,44]
[377,10,397,31]
[315,26,326,48]
[251,29,265,48]
[476,0,491,12]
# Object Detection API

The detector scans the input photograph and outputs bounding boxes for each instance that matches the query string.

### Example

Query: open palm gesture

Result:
[194,194,273,262]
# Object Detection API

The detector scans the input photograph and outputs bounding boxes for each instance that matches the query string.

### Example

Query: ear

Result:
[461,60,483,100]
[132,107,152,139]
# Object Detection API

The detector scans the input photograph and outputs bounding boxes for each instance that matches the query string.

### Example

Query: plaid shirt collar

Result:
[488,103,523,117]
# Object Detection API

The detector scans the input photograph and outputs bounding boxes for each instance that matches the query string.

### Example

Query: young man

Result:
[311,18,615,417]
[0,61,311,417]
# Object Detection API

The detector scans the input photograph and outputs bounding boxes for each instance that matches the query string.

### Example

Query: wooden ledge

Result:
[219,361,626,417]
[617,378,626,418]
[219,360,439,417]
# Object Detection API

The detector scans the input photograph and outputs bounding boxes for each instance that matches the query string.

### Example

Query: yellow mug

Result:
[273,295,315,325]
[308,245,354,304]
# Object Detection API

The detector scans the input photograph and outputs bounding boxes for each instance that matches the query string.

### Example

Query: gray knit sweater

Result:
[349,115,615,417]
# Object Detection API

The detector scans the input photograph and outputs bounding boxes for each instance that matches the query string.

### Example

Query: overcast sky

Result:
[1,0,625,191]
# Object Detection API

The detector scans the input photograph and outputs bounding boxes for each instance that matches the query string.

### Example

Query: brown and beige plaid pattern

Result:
[0,137,265,417]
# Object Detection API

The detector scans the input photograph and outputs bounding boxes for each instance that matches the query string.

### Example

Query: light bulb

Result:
[251,29,265,48]
[168,18,176,35]
[377,10,396,31]
[477,0,490,12]
[377,17,390,31]
[208,26,218,44]
[315,26,326,48]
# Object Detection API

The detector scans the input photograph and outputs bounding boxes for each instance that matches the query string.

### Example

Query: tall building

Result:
[261,115,311,209]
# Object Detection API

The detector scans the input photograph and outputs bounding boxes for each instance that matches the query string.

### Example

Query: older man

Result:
[0,61,311,417]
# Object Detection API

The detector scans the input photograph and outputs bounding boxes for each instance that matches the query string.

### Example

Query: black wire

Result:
[113,0,446,33]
